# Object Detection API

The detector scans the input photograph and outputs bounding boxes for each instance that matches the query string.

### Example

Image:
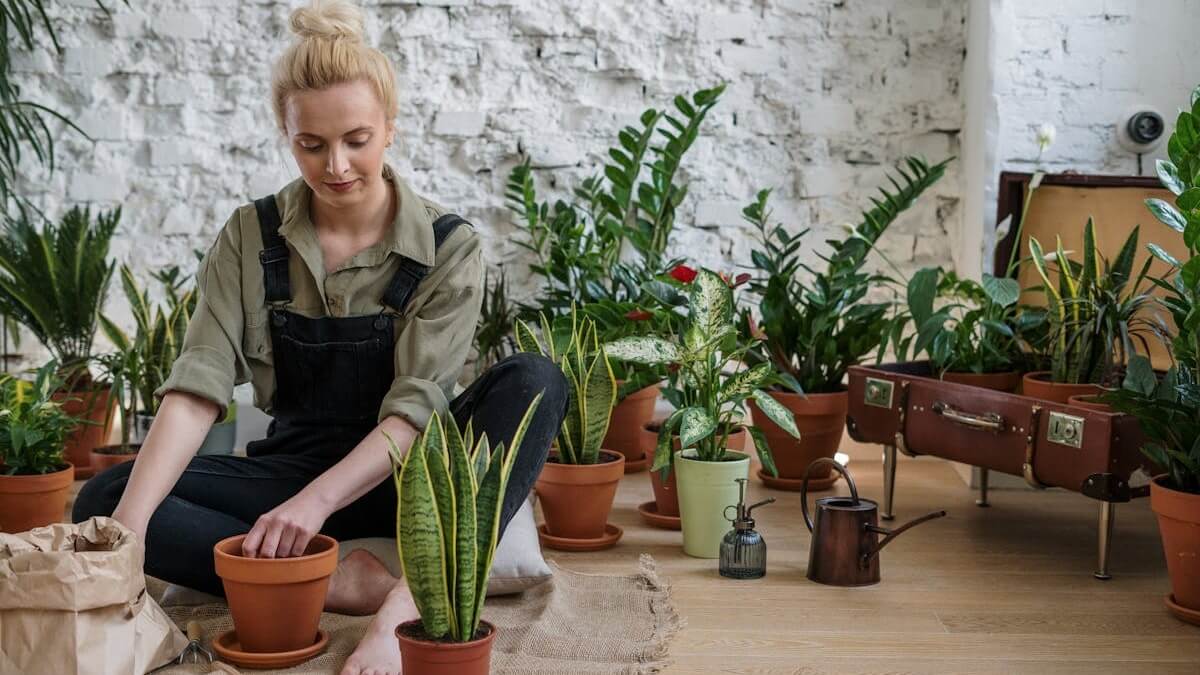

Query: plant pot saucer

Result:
[537,523,622,551]
[637,500,681,530]
[212,629,329,669]
[623,451,651,473]
[1164,594,1200,627]
[756,467,839,492]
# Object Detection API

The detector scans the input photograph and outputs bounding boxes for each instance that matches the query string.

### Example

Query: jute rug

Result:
[149,555,680,674]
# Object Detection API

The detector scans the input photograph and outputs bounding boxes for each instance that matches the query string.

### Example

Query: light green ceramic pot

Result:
[675,449,750,558]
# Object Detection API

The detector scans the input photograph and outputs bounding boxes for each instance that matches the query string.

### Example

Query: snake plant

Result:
[389,393,543,642]
[514,308,615,465]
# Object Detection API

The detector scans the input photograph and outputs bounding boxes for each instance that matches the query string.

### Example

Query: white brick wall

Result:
[9,0,966,336]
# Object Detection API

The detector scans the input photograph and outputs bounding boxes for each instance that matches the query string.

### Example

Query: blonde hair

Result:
[271,0,398,135]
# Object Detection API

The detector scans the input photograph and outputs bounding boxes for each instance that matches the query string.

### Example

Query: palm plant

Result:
[472,268,518,379]
[0,359,80,474]
[0,206,120,384]
[514,308,615,465]
[389,394,543,642]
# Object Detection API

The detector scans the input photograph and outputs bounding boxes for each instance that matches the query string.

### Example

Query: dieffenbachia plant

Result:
[514,308,616,465]
[388,393,543,642]
[604,268,799,474]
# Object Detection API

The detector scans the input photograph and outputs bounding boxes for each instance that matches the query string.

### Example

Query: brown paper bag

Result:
[0,516,189,675]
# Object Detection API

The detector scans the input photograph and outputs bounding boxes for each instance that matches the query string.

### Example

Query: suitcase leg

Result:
[882,444,897,521]
[976,468,990,507]
[1095,501,1115,581]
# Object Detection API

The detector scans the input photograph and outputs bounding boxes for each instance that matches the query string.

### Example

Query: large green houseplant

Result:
[516,309,621,548]
[389,395,542,674]
[741,157,950,489]
[0,360,81,532]
[606,268,799,557]
[1103,83,1200,623]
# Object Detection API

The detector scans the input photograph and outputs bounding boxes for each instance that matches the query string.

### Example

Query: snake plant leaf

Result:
[514,318,542,355]
[422,413,456,630]
[748,426,778,478]
[1079,218,1098,288]
[396,433,452,640]
[472,433,490,492]
[1147,198,1187,232]
[446,416,478,638]
[751,389,800,438]
[98,314,131,352]
[688,268,733,336]
[1112,226,1140,282]
[581,347,616,464]
[981,273,1020,308]
[558,357,581,464]
[719,362,773,400]
[1028,237,1063,307]
[678,406,716,449]
[604,336,681,365]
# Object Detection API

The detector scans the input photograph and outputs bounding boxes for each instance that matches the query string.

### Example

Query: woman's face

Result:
[283,80,394,210]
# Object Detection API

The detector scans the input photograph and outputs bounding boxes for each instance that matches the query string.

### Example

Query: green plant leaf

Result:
[603,336,681,365]
[1148,243,1181,267]
[1122,354,1157,396]
[1147,198,1187,232]
[907,266,939,326]
[678,406,716,448]
[719,363,773,400]
[1157,159,1185,195]
[981,273,1020,307]
[1178,188,1200,212]
[688,268,733,337]
[396,433,451,640]
[747,426,777,478]
[751,390,800,438]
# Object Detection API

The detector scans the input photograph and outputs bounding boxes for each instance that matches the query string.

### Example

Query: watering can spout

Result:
[862,509,947,563]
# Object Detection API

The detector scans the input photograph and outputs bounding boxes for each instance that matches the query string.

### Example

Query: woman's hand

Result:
[242,490,334,558]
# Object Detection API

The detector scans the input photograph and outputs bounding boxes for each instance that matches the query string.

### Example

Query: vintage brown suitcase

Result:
[846,361,1151,580]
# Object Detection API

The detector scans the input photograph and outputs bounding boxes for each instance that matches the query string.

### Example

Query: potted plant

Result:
[0,360,80,533]
[390,395,543,674]
[742,158,950,490]
[1023,218,1160,404]
[607,268,799,558]
[92,312,144,473]
[0,206,120,478]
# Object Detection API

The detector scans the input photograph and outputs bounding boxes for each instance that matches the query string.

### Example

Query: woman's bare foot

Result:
[338,582,419,675]
[324,549,399,616]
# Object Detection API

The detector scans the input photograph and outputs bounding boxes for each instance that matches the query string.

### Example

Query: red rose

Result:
[669,265,697,283]
[624,309,652,321]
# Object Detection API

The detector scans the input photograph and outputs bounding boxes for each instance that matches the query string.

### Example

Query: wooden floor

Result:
[541,434,1200,674]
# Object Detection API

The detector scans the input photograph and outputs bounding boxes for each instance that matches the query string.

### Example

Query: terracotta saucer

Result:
[537,523,622,551]
[1164,594,1200,626]
[637,500,681,530]
[756,467,839,492]
[623,452,651,473]
[212,629,329,670]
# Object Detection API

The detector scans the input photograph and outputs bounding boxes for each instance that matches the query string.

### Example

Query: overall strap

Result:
[254,195,291,303]
[381,213,468,314]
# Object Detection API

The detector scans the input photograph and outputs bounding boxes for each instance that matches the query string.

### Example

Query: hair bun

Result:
[289,0,365,43]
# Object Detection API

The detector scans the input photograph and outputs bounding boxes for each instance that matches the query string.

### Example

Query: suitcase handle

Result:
[931,401,1005,432]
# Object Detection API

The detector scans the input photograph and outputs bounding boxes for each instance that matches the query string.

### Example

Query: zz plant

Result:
[389,394,543,642]
[514,309,616,465]
[0,360,79,475]
[605,268,799,475]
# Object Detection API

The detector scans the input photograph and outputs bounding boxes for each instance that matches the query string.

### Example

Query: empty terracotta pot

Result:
[89,444,140,474]
[396,619,496,675]
[0,463,74,533]
[747,389,846,490]
[214,533,338,653]
[51,387,115,480]
[941,370,1021,392]
[1150,476,1200,619]
[1021,371,1102,405]
[1066,393,1113,412]
[536,450,624,540]
[639,421,746,516]
[602,382,660,471]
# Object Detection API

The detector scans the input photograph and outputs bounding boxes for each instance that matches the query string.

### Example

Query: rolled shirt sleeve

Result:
[378,232,483,429]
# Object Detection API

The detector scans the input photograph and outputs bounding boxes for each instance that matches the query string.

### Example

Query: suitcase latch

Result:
[1047,411,1084,448]
[864,378,893,408]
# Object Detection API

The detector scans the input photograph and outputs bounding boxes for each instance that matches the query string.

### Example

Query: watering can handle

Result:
[800,458,858,533]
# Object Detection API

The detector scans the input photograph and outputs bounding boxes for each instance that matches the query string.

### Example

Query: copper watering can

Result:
[801,458,946,586]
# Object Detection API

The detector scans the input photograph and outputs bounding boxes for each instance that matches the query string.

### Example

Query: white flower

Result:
[1036,123,1056,153]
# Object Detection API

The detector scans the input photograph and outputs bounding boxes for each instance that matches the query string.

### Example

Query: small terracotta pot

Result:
[0,463,74,533]
[942,370,1021,392]
[535,450,625,540]
[1150,476,1200,618]
[1066,393,1113,412]
[1020,371,1103,405]
[602,382,660,470]
[396,619,495,675]
[89,444,140,473]
[213,533,338,654]
[639,421,747,516]
[747,389,846,489]
[51,386,115,480]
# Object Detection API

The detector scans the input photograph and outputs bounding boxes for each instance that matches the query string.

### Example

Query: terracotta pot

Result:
[51,387,115,480]
[213,533,338,653]
[638,421,747,516]
[1020,371,1103,405]
[747,389,846,489]
[89,444,140,473]
[535,450,624,540]
[942,370,1021,392]
[1066,393,1113,412]
[0,463,74,533]
[396,619,495,675]
[602,382,660,471]
[1150,476,1200,618]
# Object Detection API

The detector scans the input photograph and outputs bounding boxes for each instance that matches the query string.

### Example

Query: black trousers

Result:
[73,353,567,596]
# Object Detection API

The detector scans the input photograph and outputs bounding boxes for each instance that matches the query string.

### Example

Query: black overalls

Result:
[74,195,568,597]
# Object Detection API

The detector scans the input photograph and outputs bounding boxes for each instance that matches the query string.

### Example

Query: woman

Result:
[71,2,566,673]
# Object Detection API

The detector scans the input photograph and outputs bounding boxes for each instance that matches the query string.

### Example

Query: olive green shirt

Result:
[155,164,483,431]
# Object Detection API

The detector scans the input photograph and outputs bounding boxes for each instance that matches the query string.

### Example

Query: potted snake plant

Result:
[607,268,799,558]
[390,394,543,674]
[516,309,622,550]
